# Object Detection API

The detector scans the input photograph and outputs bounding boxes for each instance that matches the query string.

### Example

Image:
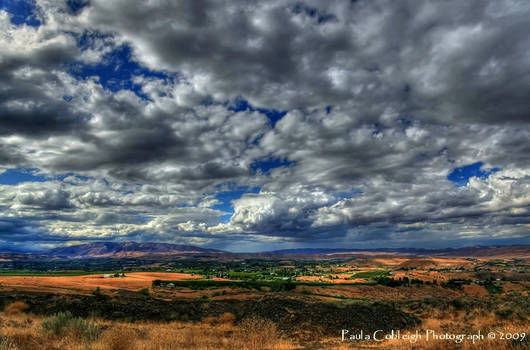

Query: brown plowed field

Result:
[0,272,201,294]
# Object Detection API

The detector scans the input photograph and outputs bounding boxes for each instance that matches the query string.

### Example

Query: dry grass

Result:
[236,317,280,350]
[3,302,28,316]
[0,272,202,294]
[0,310,299,350]
[97,324,138,350]
[0,302,526,350]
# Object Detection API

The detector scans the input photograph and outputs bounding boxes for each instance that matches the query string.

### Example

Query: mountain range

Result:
[47,242,222,258]
[1,242,528,259]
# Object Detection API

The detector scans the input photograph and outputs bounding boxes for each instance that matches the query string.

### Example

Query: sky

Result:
[0,0,529,252]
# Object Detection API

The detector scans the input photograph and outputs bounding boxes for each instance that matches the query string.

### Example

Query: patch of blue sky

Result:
[447,161,500,187]
[219,214,232,223]
[0,0,40,27]
[0,168,47,185]
[66,0,89,15]
[69,43,170,100]
[372,122,382,136]
[333,189,362,200]
[250,157,294,175]
[134,215,153,223]
[177,203,195,208]
[227,98,287,127]
[291,3,338,24]
[0,168,91,185]
[211,185,260,214]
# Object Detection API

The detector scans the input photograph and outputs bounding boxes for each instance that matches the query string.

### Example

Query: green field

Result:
[351,270,389,279]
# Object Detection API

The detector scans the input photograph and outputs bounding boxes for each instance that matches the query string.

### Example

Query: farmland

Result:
[0,251,528,349]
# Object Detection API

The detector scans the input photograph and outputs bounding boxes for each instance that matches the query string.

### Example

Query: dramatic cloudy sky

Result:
[0,0,529,251]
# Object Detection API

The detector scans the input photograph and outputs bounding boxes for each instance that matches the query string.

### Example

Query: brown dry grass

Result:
[462,284,489,297]
[0,307,527,350]
[0,311,299,350]
[4,302,29,315]
[0,272,202,294]
[295,284,461,300]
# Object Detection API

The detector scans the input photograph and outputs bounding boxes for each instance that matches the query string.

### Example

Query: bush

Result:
[68,317,101,341]
[41,312,73,336]
[484,281,503,294]
[375,277,405,287]
[4,302,28,315]
[441,279,472,290]
[495,307,514,319]
[218,312,236,325]
[41,312,101,341]
[92,287,109,300]
[100,325,137,350]
[138,287,150,296]
[152,279,162,287]
[238,318,279,350]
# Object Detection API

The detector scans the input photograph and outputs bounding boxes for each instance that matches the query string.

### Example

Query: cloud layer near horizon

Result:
[0,0,529,251]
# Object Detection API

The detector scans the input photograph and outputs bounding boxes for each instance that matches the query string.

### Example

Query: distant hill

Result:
[47,242,223,258]
[269,245,530,258]
[25,242,530,259]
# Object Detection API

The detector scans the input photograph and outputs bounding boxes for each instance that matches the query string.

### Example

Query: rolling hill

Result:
[47,242,223,258]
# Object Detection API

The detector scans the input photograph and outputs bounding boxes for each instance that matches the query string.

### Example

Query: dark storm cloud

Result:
[0,218,52,242]
[0,47,87,136]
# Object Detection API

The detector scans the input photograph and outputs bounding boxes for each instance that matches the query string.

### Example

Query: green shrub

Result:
[41,311,73,336]
[352,270,389,279]
[41,312,101,341]
[69,317,101,341]
[92,287,108,300]
[138,288,150,296]
[484,281,503,294]
[152,279,162,287]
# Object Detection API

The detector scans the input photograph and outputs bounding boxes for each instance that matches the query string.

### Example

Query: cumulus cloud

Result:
[0,0,528,250]
[83,0,530,123]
